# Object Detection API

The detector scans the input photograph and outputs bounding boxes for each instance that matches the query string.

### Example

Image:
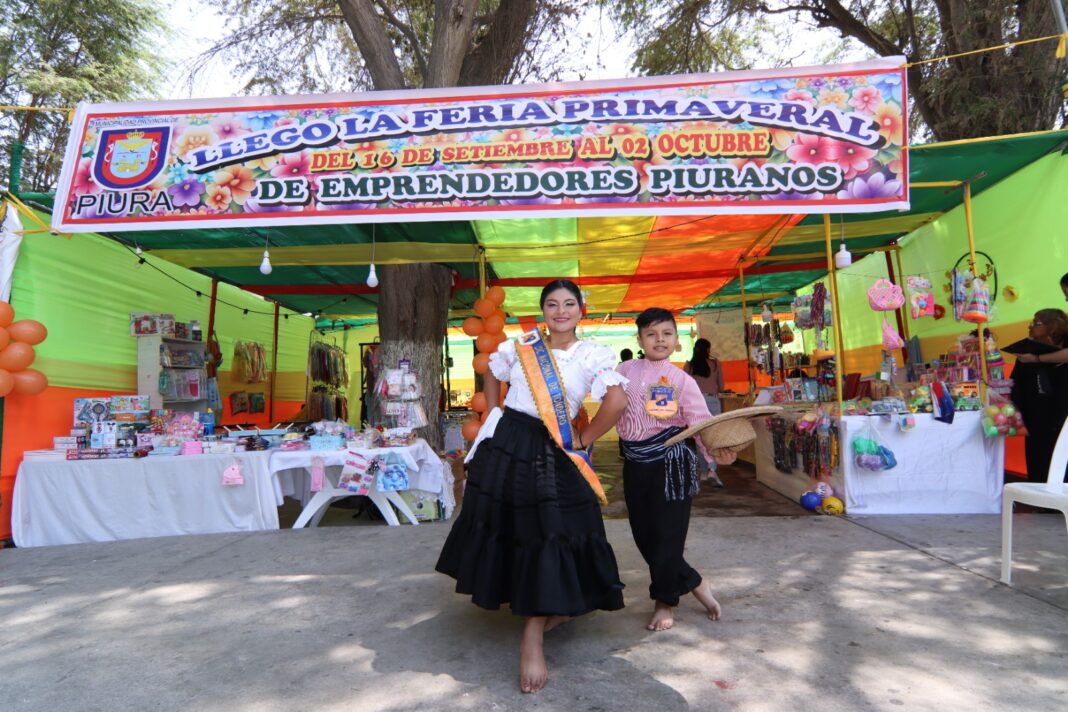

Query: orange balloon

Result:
[483,314,504,335]
[461,419,481,441]
[0,369,12,397]
[0,342,35,371]
[486,286,506,306]
[474,298,495,318]
[461,317,484,337]
[11,368,47,396]
[475,332,498,353]
[7,320,47,345]
[494,308,507,321]
[0,327,9,351]
[0,302,12,328]
[473,352,490,374]
[480,409,491,423]
[470,392,487,412]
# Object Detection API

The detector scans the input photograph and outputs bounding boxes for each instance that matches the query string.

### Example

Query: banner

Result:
[52,57,908,232]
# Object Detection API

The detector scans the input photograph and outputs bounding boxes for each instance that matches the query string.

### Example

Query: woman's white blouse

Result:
[464,338,628,463]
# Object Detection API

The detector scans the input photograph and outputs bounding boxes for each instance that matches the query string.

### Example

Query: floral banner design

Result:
[52,57,907,232]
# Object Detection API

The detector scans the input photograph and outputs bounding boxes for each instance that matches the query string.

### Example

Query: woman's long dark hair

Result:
[539,279,583,308]
[688,338,712,377]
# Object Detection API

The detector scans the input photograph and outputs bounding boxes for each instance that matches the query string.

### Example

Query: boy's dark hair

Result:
[635,307,676,330]
[620,348,634,361]
[1060,272,1068,287]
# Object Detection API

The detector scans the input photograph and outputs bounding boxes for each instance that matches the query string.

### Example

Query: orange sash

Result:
[515,329,607,506]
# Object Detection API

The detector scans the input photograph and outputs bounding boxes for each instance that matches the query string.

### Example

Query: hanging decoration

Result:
[0,300,48,397]
[463,286,508,441]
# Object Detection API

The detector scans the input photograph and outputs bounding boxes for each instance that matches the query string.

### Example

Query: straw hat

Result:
[664,406,784,452]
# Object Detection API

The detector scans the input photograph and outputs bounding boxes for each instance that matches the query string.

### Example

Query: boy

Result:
[616,308,734,631]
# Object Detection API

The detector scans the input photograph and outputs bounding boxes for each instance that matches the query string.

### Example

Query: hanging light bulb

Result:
[366,224,378,288]
[835,243,853,269]
[259,232,272,274]
[834,215,852,269]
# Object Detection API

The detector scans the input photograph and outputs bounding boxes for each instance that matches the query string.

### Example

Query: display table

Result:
[754,411,1004,515]
[11,452,279,547]
[272,441,452,528]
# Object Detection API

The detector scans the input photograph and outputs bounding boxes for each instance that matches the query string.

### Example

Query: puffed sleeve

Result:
[488,338,517,382]
[585,343,628,401]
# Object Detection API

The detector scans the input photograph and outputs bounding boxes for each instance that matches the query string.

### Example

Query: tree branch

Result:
[425,0,480,87]
[336,0,408,89]
[457,0,539,87]
[373,0,429,83]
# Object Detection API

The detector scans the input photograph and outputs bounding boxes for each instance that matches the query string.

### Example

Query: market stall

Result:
[4,53,1065,543]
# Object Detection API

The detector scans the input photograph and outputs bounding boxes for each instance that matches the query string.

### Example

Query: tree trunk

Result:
[373,263,453,449]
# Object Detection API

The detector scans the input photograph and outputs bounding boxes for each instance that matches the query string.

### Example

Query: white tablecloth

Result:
[754,411,1003,515]
[11,452,279,547]
[840,412,1003,515]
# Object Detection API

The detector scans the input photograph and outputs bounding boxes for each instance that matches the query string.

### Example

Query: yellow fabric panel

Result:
[576,215,653,277]
[777,213,940,247]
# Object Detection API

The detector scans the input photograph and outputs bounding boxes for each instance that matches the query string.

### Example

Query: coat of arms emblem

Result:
[92,126,171,190]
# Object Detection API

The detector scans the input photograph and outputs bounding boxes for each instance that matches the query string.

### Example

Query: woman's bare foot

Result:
[647,601,675,631]
[519,617,548,693]
[544,615,572,633]
[692,581,722,621]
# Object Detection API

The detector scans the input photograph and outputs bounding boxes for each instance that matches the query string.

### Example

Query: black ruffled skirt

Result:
[436,408,625,617]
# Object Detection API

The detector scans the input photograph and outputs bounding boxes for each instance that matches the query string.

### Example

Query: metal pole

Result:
[269,302,280,422]
[738,267,755,396]
[884,250,909,363]
[962,184,990,401]
[823,215,845,414]
[206,279,219,377]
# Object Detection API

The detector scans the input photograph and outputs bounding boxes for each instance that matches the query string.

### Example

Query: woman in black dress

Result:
[1010,309,1068,482]
[436,279,628,693]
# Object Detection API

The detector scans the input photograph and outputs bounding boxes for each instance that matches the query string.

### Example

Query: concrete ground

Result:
[2,508,1067,711]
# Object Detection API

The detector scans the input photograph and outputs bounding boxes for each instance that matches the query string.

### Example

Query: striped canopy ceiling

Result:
[32,131,1068,324]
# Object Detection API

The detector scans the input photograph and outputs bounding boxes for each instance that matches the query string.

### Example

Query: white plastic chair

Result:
[1000,417,1068,583]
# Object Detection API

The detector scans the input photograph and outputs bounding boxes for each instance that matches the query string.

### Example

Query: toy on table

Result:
[851,430,897,471]
[982,403,1026,438]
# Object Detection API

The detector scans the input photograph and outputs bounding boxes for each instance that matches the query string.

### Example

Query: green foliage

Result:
[199,0,585,94]
[0,0,168,192]
[609,1,1067,141]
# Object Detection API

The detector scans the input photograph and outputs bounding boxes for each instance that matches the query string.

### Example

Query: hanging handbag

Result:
[881,317,905,350]
[867,278,905,311]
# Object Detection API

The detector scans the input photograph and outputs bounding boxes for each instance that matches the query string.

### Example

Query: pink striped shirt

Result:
[616,358,712,459]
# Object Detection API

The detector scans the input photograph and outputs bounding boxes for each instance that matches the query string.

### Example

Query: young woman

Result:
[436,279,629,694]
[1011,309,1068,482]
[684,337,726,486]
[683,338,724,416]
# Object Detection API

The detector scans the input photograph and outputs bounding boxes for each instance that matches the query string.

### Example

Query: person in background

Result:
[620,348,634,362]
[1016,273,1068,365]
[684,338,726,487]
[1010,308,1068,483]
[436,279,629,694]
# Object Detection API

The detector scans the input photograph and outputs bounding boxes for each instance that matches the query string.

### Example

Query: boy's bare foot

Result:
[519,618,548,693]
[692,581,722,621]
[647,601,674,631]
[544,615,572,632]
